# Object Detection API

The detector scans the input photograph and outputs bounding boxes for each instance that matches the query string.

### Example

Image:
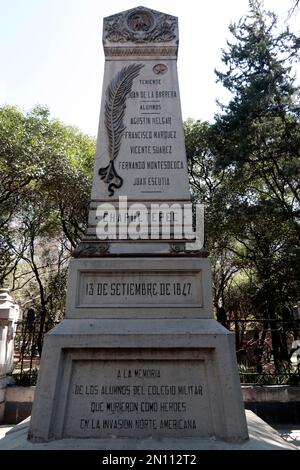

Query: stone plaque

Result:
[78,270,202,307]
[63,359,212,438]
[65,257,213,319]
[93,61,189,201]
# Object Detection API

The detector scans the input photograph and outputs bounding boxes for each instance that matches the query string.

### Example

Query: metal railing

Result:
[225,317,300,385]
[12,316,300,386]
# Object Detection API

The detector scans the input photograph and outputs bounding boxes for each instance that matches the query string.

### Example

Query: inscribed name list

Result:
[93,60,190,201]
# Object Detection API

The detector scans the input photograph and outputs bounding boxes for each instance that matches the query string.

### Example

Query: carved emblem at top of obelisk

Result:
[103,6,177,44]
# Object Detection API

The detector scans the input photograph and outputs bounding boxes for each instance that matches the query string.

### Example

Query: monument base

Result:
[28,318,248,442]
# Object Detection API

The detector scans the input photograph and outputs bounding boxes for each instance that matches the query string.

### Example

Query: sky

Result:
[0,0,299,137]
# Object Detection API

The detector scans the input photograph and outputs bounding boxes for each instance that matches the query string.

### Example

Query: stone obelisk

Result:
[28,7,248,443]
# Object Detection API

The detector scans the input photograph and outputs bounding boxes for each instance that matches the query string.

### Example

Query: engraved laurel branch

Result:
[99,63,144,196]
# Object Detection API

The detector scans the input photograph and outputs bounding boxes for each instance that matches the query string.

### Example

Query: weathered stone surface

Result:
[0,287,21,425]
[28,6,249,446]
[0,289,21,378]
[103,7,178,50]
[65,257,212,319]
[91,59,189,202]
[28,319,248,442]
[64,359,209,438]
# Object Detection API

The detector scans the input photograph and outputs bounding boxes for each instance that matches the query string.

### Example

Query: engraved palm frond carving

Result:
[99,63,144,196]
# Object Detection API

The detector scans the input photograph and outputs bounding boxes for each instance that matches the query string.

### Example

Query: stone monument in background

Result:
[0,288,21,422]
[28,6,248,443]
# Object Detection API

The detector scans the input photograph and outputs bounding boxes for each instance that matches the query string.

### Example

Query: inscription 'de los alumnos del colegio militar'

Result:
[62,360,210,438]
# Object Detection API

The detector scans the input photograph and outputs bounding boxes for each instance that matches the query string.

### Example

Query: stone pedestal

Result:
[28,6,249,445]
[29,318,247,442]
[0,288,21,422]
[29,256,248,442]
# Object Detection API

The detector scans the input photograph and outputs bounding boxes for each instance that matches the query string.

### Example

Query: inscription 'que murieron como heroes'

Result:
[64,360,211,438]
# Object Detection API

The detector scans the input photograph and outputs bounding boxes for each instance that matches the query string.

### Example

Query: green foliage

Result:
[1,1,299,381]
[184,1,300,375]
[12,368,39,386]
[0,105,96,352]
[239,364,300,385]
[212,0,300,222]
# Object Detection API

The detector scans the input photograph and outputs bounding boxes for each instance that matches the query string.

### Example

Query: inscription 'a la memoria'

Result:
[62,360,207,437]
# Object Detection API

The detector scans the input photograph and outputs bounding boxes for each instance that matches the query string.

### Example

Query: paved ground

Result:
[1,422,299,448]
[273,426,300,449]
[0,425,13,439]
[0,412,298,450]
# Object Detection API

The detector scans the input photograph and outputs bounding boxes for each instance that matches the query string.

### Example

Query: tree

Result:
[210,0,300,371]
[212,0,300,229]
[0,105,96,353]
[184,0,300,375]
[289,0,300,17]
[185,119,240,310]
